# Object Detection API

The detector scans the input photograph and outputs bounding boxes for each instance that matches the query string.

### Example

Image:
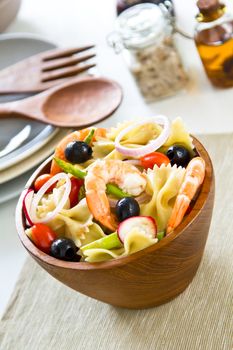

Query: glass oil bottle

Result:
[195,0,233,87]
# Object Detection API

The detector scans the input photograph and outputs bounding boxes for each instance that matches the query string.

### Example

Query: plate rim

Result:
[0,128,71,185]
[0,32,58,45]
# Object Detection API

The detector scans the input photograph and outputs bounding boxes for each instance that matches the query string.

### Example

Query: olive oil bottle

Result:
[195,0,233,87]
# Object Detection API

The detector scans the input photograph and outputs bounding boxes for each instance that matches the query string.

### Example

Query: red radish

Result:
[22,189,35,226]
[117,216,157,243]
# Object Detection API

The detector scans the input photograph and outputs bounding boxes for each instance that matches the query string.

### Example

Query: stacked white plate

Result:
[0,34,70,203]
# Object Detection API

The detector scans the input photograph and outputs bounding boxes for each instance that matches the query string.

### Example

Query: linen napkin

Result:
[0,134,232,350]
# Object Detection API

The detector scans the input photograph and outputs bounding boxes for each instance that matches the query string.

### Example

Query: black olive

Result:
[116,197,140,222]
[65,141,92,164]
[50,238,78,261]
[166,145,190,167]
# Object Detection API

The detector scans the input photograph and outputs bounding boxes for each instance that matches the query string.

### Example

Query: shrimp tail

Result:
[166,157,205,234]
[86,190,117,232]
[166,194,190,234]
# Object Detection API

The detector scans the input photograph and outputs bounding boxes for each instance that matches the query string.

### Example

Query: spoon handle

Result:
[0,102,21,118]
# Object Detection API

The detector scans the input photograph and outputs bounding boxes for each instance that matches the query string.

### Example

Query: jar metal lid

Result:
[116,3,170,49]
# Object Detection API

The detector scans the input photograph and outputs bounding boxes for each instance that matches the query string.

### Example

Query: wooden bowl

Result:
[16,136,215,309]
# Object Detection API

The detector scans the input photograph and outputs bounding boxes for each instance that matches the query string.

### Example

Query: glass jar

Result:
[116,0,175,16]
[108,3,188,102]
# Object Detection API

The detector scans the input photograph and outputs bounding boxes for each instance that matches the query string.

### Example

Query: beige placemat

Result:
[0,134,233,350]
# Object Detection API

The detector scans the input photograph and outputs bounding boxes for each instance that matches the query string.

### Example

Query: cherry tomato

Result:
[140,152,170,170]
[31,224,57,254]
[69,177,84,208]
[34,174,56,193]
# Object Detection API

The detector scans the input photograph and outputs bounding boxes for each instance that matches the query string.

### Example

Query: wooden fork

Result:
[0,45,96,94]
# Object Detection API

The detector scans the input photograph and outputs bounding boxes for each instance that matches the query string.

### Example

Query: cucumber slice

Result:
[81,232,122,251]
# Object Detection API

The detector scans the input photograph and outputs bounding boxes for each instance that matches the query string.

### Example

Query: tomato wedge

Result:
[34,174,56,193]
[69,177,84,208]
[31,224,57,254]
[140,152,170,169]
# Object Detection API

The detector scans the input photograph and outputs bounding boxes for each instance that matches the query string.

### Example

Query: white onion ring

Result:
[108,192,151,207]
[30,173,71,224]
[124,159,141,166]
[115,115,171,157]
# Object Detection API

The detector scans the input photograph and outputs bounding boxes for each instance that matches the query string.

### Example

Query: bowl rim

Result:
[16,135,214,270]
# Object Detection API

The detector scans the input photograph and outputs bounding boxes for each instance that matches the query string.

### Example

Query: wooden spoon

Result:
[0,77,123,127]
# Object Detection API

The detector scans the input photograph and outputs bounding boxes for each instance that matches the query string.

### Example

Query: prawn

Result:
[85,159,147,231]
[50,128,106,175]
[166,157,205,234]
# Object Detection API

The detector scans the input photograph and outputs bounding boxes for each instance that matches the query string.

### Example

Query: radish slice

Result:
[30,173,71,224]
[117,216,157,243]
[115,116,170,157]
[23,189,35,226]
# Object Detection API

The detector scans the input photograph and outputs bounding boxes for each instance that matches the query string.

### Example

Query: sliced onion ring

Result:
[108,192,151,208]
[115,115,171,158]
[30,173,71,224]
[124,159,141,166]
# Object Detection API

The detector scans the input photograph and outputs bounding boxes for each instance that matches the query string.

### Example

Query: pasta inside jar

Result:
[131,37,188,101]
[109,3,188,102]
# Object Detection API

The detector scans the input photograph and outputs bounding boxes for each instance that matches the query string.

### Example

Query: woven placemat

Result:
[0,134,233,350]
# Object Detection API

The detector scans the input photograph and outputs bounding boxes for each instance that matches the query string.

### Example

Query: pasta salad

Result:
[24,116,206,263]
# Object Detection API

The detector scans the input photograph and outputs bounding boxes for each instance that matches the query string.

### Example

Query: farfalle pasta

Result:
[158,117,194,154]
[23,116,205,263]
[81,229,158,263]
[141,164,186,231]
[47,199,94,246]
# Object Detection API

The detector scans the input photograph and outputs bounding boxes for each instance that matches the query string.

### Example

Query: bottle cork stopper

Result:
[197,0,221,14]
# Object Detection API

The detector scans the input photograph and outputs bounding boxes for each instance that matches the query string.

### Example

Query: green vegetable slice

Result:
[157,231,165,241]
[54,158,87,179]
[106,183,131,199]
[81,232,122,251]
[84,128,95,145]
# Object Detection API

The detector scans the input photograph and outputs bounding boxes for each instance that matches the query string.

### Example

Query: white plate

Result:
[0,127,71,185]
[0,33,58,171]
[0,167,38,204]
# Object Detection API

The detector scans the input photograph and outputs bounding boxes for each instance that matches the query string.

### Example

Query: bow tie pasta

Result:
[92,117,194,162]
[140,164,186,232]
[158,117,194,154]
[81,229,158,263]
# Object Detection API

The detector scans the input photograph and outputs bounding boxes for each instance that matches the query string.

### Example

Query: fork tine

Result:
[42,53,96,72]
[41,63,96,82]
[42,45,95,61]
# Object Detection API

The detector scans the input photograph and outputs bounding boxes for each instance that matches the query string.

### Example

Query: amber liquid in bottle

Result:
[195,0,233,88]
[195,21,233,87]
